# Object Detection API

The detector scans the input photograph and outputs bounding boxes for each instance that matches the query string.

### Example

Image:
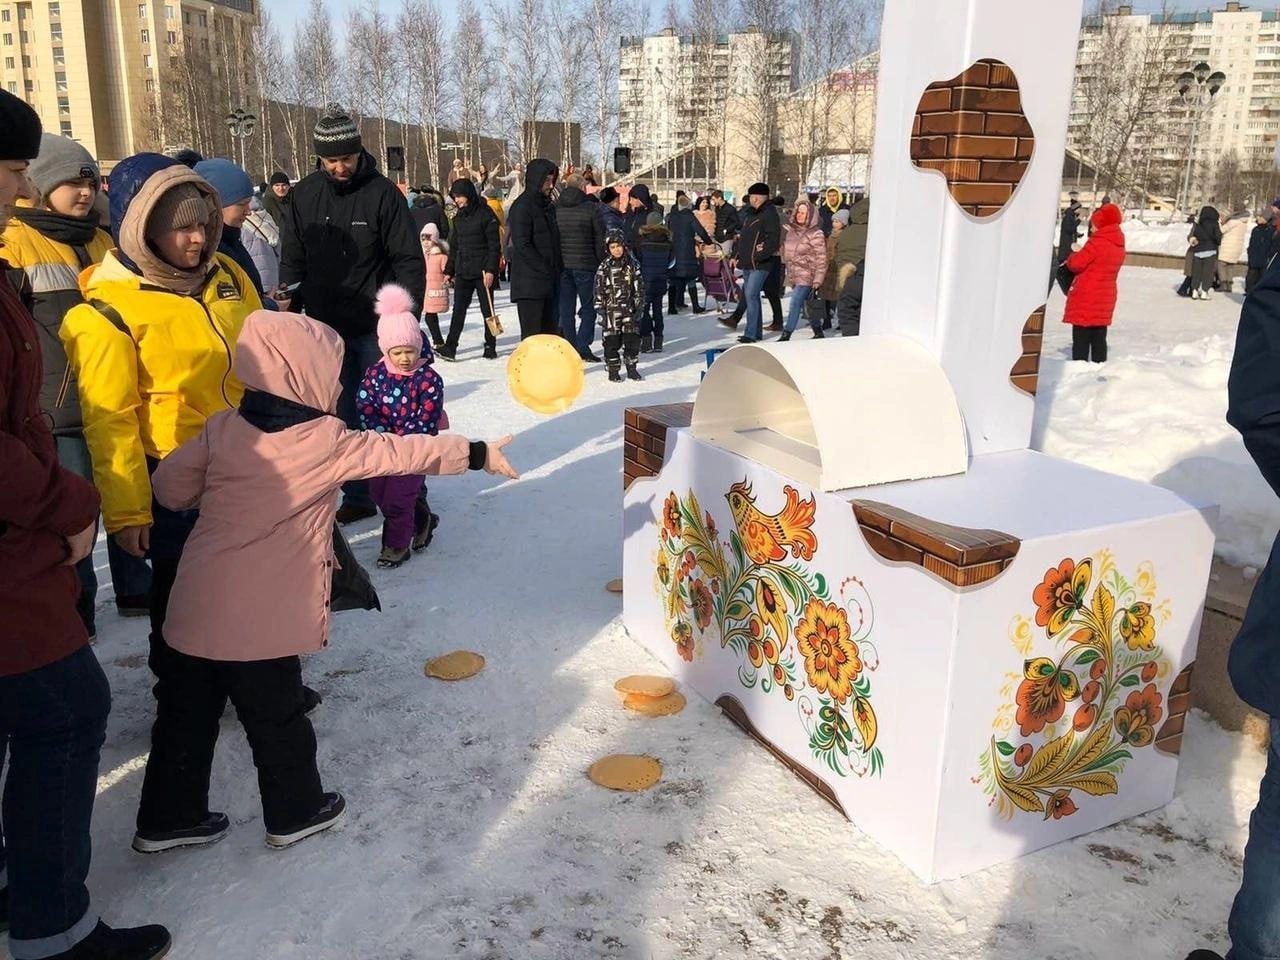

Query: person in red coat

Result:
[0,91,171,960]
[1063,202,1126,363]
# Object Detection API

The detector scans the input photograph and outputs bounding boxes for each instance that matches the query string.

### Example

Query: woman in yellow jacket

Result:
[60,153,262,850]
[2,133,154,633]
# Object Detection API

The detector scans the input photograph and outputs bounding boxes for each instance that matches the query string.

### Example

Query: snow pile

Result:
[1119,219,1190,257]
[1036,266,1279,568]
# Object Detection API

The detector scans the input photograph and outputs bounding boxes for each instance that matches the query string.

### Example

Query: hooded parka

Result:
[507,159,563,300]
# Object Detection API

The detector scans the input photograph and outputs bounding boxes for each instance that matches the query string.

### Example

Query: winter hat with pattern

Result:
[0,89,42,161]
[145,182,214,239]
[27,133,99,201]
[194,158,254,207]
[374,284,424,360]
[313,106,362,159]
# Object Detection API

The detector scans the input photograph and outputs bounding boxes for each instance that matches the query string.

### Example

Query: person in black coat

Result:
[439,176,501,361]
[556,177,607,361]
[279,108,425,522]
[636,222,673,353]
[598,186,626,236]
[622,183,654,249]
[731,182,782,343]
[506,157,562,339]
[712,189,740,243]
[1189,205,1223,300]
[665,200,711,314]
[410,189,449,242]
[1247,213,1275,295]
[1216,255,1280,960]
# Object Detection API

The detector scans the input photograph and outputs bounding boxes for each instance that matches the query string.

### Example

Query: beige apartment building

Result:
[0,0,257,170]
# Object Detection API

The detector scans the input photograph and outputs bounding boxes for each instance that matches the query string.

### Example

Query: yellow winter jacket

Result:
[60,251,261,533]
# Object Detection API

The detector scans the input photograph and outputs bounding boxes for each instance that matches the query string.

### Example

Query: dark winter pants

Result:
[138,494,323,836]
[422,312,444,346]
[764,259,784,325]
[558,268,598,356]
[56,436,152,631]
[0,646,109,959]
[1192,252,1219,293]
[639,282,665,339]
[668,276,700,311]
[603,332,640,372]
[838,262,865,337]
[445,276,497,353]
[1247,267,1264,295]
[1227,716,1280,960]
[337,333,382,510]
[1071,326,1108,363]
[370,473,429,551]
[516,294,560,340]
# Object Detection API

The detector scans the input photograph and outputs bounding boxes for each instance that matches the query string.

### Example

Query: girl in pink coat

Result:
[780,198,828,341]
[421,222,450,349]
[145,309,517,852]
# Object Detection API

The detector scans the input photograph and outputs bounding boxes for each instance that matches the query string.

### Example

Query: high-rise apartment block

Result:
[0,0,257,169]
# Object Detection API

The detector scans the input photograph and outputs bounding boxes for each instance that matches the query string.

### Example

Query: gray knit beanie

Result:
[146,183,213,238]
[27,133,99,201]
[313,106,362,158]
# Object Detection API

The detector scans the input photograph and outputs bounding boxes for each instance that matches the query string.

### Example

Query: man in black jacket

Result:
[507,158,562,339]
[556,174,606,361]
[279,107,425,523]
[734,182,781,343]
[712,189,741,243]
[440,177,501,361]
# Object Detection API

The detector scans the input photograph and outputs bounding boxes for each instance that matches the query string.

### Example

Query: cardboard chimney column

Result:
[620,0,1217,882]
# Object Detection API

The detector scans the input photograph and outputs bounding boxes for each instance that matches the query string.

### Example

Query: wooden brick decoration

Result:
[910,58,1035,218]
[1010,304,1046,396]
[1154,663,1194,757]
[717,694,848,819]
[851,500,1021,588]
[623,403,694,490]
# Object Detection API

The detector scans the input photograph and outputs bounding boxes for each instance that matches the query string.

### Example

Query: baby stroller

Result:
[701,244,740,315]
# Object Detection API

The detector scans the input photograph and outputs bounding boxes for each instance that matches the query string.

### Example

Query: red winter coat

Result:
[0,257,100,676]
[1064,204,1126,328]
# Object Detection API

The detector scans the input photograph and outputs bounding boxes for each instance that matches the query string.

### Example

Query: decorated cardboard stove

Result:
[620,0,1217,883]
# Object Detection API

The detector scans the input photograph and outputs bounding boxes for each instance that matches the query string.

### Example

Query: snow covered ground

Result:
[47,273,1266,960]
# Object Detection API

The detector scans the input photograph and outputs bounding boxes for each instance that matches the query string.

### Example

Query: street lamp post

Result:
[1176,62,1226,215]
[225,107,257,172]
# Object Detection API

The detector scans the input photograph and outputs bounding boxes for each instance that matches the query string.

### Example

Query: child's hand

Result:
[485,436,519,479]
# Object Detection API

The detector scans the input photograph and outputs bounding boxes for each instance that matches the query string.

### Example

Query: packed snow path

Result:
[60,269,1260,960]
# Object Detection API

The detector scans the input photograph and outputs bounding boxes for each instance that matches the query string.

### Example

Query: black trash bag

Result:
[330,523,381,613]
[1055,263,1075,297]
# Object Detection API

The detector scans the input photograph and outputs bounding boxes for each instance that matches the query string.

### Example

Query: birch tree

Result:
[585,0,622,174]
[496,0,551,166]
[346,0,397,171]
[453,0,488,163]
[398,0,451,188]
[553,1,588,166]
[297,0,339,110]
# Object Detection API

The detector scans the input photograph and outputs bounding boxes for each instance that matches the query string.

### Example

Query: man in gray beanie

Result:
[280,104,425,525]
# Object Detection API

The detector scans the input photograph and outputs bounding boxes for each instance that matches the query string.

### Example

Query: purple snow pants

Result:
[369,474,427,550]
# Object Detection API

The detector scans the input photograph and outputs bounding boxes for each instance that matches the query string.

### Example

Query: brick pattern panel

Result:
[717,694,848,819]
[623,403,694,489]
[1010,305,1046,396]
[910,59,1035,219]
[852,500,1021,588]
[1154,663,1194,757]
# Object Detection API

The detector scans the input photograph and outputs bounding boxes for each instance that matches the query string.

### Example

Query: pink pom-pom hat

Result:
[375,284,423,358]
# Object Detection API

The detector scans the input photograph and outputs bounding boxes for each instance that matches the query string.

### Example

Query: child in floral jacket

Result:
[594,229,645,382]
[357,284,448,567]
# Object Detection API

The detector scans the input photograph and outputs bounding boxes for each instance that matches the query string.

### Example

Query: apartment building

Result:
[0,0,257,169]
[1069,1,1280,201]
[618,26,798,175]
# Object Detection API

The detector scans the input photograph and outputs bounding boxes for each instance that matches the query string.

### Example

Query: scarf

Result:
[219,225,265,296]
[11,206,101,248]
[238,388,331,433]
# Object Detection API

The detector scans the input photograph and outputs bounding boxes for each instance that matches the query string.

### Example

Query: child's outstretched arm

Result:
[152,427,212,511]
[330,430,519,485]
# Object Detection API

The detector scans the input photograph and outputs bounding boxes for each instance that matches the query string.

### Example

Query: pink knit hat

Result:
[375,284,423,359]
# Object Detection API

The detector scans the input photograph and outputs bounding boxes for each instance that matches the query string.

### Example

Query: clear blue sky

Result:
[268,0,1224,41]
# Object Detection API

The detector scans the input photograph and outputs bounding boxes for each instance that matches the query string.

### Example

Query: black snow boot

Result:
[44,920,172,960]
[302,685,323,715]
[482,344,498,360]
[132,812,230,854]
[335,503,377,525]
[413,507,440,552]
[639,334,654,353]
[1183,953,1225,960]
[652,333,663,352]
[266,792,347,849]
[811,328,825,339]
[608,366,624,382]
[626,362,643,381]
[778,331,791,342]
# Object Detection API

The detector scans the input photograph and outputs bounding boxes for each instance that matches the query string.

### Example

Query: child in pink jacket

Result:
[421,223,450,349]
[358,284,448,568]
[139,309,517,853]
